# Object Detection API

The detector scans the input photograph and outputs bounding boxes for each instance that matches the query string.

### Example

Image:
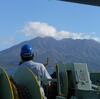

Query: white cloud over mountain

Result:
[21,21,100,41]
[0,21,99,51]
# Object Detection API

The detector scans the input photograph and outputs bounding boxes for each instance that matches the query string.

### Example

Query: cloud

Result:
[21,22,56,38]
[0,36,17,51]
[21,21,100,41]
[0,37,16,45]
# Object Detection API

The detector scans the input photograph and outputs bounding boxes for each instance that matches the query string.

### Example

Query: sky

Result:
[0,0,100,51]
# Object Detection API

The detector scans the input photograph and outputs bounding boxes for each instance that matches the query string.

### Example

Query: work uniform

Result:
[20,60,52,98]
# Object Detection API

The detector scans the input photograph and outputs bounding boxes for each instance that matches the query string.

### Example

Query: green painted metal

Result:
[13,67,43,99]
[56,63,100,99]
[56,64,68,98]
[56,65,61,95]
[56,96,66,99]
[0,63,100,99]
[76,89,100,99]
[90,73,100,86]
[0,66,14,99]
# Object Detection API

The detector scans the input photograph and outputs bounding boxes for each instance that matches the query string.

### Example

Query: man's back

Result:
[19,44,52,98]
[20,60,51,84]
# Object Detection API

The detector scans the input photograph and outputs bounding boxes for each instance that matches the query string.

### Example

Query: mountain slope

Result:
[0,37,100,72]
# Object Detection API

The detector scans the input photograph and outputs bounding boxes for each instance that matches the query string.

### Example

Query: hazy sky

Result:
[0,0,100,51]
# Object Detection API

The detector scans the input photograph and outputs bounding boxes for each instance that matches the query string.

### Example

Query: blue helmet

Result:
[20,44,33,58]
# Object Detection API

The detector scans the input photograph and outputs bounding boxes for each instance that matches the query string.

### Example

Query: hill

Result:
[0,37,100,72]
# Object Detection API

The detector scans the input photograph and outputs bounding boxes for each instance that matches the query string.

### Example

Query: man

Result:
[19,44,52,98]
